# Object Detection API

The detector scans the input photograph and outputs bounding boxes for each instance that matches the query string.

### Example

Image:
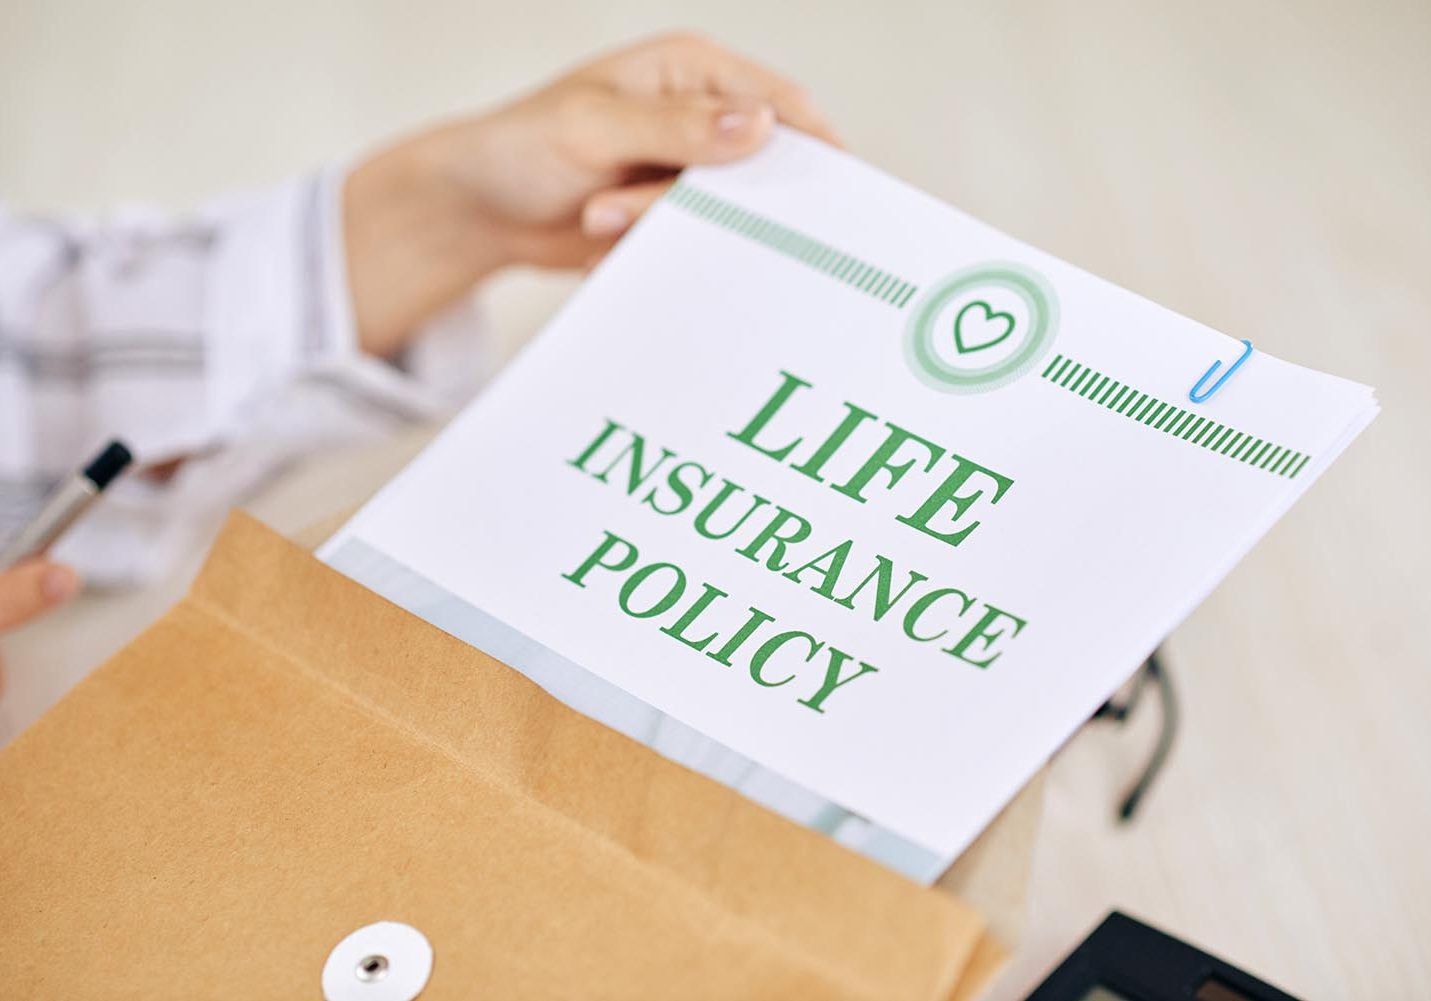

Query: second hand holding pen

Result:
[0,440,134,570]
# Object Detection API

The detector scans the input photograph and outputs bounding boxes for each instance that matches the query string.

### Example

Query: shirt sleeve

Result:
[0,169,493,585]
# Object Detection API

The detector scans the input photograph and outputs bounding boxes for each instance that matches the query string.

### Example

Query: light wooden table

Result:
[2,2,1428,997]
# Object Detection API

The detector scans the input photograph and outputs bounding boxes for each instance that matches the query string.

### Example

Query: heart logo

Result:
[953,300,1016,354]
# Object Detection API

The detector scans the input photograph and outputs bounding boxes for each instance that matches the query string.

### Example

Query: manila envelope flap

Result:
[1,513,1005,999]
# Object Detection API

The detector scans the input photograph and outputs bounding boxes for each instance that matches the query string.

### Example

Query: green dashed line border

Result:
[665,184,1308,477]
[667,181,918,308]
[1039,353,1313,479]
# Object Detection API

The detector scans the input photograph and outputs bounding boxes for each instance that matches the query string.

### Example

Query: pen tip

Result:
[83,440,134,490]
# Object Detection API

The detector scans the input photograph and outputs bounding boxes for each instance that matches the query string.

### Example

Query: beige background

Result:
[2,1,1429,998]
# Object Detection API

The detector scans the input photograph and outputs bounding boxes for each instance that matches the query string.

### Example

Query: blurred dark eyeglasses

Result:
[1090,648,1178,822]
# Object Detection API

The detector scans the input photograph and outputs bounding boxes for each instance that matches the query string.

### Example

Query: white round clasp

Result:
[322,921,433,1001]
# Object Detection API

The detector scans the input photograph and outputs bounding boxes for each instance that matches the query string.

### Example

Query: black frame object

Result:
[1091,648,1178,821]
[1026,911,1302,1001]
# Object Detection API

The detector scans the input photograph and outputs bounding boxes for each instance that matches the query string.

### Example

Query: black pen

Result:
[0,440,133,569]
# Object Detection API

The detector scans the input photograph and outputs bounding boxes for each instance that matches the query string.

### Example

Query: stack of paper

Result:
[321,129,1377,882]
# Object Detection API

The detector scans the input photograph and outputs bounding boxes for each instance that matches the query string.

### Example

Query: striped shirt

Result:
[0,169,488,585]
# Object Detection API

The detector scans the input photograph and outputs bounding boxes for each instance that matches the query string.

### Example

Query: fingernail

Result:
[716,102,773,139]
[583,202,630,237]
[40,565,80,604]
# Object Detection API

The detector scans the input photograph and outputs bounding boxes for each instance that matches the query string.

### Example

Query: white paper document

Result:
[322,129,1377,881]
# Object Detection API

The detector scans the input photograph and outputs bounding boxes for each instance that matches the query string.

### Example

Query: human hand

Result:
[344,33,838,356]
[0,559,80,692]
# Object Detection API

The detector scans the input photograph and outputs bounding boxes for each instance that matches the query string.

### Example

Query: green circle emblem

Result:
[904,263,1058,393]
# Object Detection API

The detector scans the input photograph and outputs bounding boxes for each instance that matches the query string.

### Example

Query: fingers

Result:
[706,53,842,147]
[597,32,842,147]
[581,180,673,239]
[0,559,81,633]
[581,91,776,171]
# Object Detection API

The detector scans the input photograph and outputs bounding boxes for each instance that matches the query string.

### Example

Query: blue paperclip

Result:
[1189,339,1253,403]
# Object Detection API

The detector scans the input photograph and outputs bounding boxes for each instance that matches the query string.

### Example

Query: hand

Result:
[0,559,80,692]
[343,33,839,356]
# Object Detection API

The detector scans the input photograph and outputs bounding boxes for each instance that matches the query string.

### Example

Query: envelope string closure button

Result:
[322,921,434,1001]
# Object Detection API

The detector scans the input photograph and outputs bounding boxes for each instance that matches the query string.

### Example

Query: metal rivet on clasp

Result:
[322,922,432,1001]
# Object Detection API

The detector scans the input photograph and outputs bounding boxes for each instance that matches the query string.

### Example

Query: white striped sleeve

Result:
[0,169,490,585]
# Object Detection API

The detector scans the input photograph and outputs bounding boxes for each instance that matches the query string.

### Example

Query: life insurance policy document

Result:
[322,128,1379,882]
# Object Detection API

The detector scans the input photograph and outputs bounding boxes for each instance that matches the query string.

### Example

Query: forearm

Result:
[342,136,510,358]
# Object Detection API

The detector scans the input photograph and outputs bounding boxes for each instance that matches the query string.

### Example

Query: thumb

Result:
[0,560,81,632]
[580,179,675,238]
[582,91,775,171]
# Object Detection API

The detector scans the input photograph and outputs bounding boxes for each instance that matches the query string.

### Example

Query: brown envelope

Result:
[0,513,1034,999]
